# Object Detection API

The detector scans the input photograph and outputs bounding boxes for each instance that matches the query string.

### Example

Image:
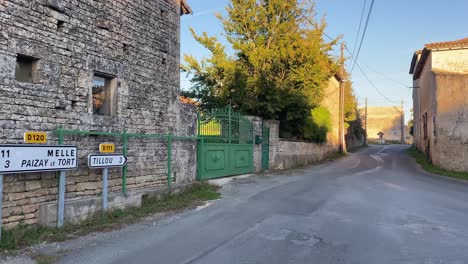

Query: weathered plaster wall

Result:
[0,0,196,227]
[432,49,468,73]
[321,77,340,146]
[432,71,468,171]
[365,106,404,142]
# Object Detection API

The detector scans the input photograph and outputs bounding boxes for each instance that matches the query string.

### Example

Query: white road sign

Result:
[88,154,127,168]
[0,145,78,173]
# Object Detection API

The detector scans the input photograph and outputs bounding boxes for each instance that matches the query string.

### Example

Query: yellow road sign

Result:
[99,143,115,153]
[24,132,47,144]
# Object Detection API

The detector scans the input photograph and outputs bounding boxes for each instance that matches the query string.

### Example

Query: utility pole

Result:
[364,98,368,145]
[401,99,405,144]
[339,42,347,153]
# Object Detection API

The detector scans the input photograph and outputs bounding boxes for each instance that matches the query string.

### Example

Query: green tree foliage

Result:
[182,0,339,138]
[303,106,331,142]
[343,79,366,144]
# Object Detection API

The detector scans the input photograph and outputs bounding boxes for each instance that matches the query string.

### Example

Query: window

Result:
[423,113,428,140]
[15,55,38,83]
[92,74,115,116]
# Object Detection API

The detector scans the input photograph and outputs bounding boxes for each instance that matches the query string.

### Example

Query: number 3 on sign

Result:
[1,149,10,169]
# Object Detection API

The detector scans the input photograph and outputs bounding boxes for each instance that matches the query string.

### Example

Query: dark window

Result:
[423,113,428,140]
[15,55,38,83]
[92,74,115,116]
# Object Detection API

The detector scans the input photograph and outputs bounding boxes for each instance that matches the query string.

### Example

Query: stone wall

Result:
[0,0,196,227]
[265,121,339,170]
[246,116,263,173]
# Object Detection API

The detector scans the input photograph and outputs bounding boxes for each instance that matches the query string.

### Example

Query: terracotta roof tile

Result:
[410,37,468,79]
[180,0,192,15]
[424,37,468,50]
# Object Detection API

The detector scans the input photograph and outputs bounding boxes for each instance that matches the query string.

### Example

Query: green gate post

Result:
[167,134,173,189]
[122,129,128,195]
[228,106,232,144]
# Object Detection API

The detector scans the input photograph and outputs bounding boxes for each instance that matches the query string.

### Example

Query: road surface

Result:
[36,145,468,263]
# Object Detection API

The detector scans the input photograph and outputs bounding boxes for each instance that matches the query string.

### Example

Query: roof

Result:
[180,0,192,15]
[425,38,468,50]
[409,37,468,79]
[334,72,344,82]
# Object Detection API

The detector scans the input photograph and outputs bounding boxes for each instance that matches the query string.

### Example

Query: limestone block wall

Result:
[265,121,339,170]
[0,0,196,227]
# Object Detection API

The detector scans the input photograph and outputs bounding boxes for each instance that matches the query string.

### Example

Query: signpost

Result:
[0,145,78,240]
[88,154,127,211]
[0,145,78,174]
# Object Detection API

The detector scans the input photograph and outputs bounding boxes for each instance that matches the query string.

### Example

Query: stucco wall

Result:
[364,106,404,142]
[0,0,196,227]
[432,71,468,171]
[432,49,468,73]
[321,77,340,146]
[412,47,468,171]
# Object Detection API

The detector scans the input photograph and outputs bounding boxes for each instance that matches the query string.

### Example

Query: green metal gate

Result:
[261,125,270,171]
[197,107,254,180]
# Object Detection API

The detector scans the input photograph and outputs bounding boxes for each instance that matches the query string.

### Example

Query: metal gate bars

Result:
[197,107,254,180]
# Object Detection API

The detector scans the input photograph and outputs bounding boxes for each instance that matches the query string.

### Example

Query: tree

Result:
[182,0,339,138]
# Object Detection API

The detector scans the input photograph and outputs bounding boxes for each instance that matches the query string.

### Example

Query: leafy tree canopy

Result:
[182,0,340,138]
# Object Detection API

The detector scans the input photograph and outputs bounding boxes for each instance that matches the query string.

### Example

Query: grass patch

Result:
[0,183,220,251]
[407,146,468,181]
[32,253,58,264]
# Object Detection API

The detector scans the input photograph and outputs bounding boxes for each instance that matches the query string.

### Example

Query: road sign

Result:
[0,145,78,174]
[24,132,47,144]
[88,154,127,168]
[99,143,115,153]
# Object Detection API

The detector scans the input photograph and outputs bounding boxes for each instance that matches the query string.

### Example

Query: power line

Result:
[343,44,402,114]
[350,0,375,74]
[351,0,368,57]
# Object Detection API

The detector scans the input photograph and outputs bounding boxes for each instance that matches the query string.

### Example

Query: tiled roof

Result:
[425,37,468,50]
[409,37,468,79]
[180,0,192,15]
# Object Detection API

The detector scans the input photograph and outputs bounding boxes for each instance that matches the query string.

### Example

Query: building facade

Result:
[410,38,468,171]
[0,0,195,227]
[362,106,405,143]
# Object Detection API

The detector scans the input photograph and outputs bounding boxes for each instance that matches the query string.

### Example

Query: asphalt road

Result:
[43,145,468,263]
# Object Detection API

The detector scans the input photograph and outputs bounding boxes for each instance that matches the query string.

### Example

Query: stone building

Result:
[362,106,405,143]
[410,38,468,172]
[321,74,342,147]
[0,0,195,227]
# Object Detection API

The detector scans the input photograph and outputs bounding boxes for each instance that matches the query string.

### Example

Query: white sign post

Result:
[88,154,127,211]
[0,145,78,238]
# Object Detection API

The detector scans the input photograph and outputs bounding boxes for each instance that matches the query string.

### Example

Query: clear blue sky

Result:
[180,0,468,117]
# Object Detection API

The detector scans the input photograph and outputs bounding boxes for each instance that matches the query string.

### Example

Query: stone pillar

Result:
[246,116,263,173]
[263,120,280,170]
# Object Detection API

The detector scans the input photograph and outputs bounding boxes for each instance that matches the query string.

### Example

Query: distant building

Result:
[409,38,468,171]
[362,106,405,143]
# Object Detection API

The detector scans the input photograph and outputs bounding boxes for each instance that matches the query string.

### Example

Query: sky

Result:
[180,0,468,119]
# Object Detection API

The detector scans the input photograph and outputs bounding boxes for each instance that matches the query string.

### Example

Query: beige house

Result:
[321,73,342,147]
[410,38,468,171]
[363,106,405,143]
